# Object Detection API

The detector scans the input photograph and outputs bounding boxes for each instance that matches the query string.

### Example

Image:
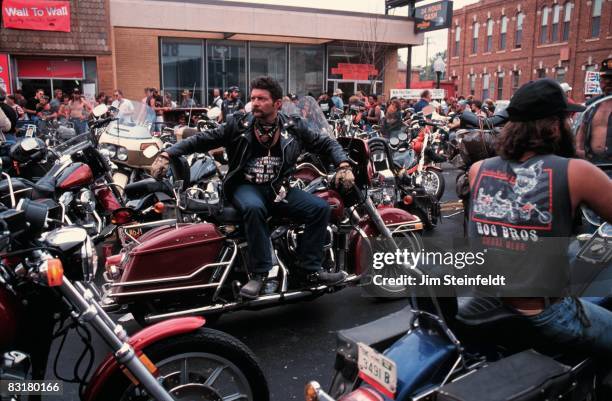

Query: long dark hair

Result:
[496,113,575,160]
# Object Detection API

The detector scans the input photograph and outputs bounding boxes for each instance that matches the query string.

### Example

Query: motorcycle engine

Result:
[286,226,334,255]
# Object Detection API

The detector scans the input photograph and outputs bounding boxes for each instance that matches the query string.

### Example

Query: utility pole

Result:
[406,0,416,90]
[424,37,433,80]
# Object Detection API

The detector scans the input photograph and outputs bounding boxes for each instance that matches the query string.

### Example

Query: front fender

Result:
[425,165,443,172]
[350,207,423,275]
[83,316,205,401]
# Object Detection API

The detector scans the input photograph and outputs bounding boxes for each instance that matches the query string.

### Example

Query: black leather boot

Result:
[239,273,267,300]
[306,270,347,286]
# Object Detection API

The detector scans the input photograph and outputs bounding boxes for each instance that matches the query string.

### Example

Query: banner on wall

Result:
[0,54,11,94]
[2,0,71,32]
[390,88,446,100]
[584,71,602,95]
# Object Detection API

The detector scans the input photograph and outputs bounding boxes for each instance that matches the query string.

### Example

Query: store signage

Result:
[414,1,453,33]
[2,0,71,33]
[16,58,83,79]
[584,71,602,96]
[0,54,11,94]
[331,64,379,81]
[390,88,446,100]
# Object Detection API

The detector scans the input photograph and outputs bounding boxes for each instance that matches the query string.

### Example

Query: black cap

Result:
[229,86,240,92]
[507,78,585,122]
[600,58,612,76]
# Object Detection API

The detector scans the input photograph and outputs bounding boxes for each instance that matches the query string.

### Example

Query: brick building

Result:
[0,0,113,99]
[446,0,612,102]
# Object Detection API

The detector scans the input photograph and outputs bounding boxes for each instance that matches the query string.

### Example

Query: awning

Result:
[16,58,83,79]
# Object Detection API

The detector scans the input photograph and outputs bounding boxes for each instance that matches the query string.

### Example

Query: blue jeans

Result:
[70,118,88,135]
[529,297,612,356]
[231,184,331,274]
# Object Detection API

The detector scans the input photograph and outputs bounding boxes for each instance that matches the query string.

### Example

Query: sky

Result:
[222,0,479,67]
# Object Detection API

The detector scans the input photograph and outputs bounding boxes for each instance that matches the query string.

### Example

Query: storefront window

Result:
[161,39,203,105]
[207,40,247,98]
[16,57,88,99]
[328,45,362,80]
[289,45,324,96]
[250,42,287,92]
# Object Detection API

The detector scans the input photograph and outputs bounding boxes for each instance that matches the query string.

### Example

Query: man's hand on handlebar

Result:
[334,162,355,190]
[151,152,170,180]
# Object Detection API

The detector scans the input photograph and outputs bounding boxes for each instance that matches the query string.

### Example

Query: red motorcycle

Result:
[101,137,424,326]
[0,196,269,400]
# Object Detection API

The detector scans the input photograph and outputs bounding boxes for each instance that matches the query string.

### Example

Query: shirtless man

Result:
[69,88,92,135]
[576,58,612,163]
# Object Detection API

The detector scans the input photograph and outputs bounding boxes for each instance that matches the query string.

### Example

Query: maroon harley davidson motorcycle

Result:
[101,134,424,326]
[0,188,268,400]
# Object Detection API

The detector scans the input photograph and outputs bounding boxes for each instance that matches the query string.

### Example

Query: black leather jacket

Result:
[459,110,509,129]
[166,111,348,197]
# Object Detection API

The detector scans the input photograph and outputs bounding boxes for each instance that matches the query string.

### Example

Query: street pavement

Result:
[46,166,464,401]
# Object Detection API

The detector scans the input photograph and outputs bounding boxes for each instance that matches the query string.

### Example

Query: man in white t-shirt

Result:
[111,89,135,122]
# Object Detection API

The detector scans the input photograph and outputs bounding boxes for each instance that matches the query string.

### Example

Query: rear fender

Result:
[83,316,205,401]
[387,328,457,398]
[425,165,443,172]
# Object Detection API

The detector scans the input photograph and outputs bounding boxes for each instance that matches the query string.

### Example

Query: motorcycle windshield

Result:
[281,96,333,136]
[53,132,93,157]
[104,99,157,139]
[393,148,417,169]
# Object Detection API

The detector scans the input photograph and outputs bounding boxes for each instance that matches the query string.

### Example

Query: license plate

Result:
[357,342,397,398]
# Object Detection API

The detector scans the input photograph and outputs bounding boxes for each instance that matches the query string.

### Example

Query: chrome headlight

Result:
[116,146,128,161]
[101,144,117,158]
[78,188,96,213]
[81,236,98,282]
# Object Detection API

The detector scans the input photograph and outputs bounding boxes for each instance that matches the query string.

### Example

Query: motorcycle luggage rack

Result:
[387,220,424,233]
[106,241,237,298]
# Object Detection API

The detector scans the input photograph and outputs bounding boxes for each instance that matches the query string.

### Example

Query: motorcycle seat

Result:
[124,179,173,200]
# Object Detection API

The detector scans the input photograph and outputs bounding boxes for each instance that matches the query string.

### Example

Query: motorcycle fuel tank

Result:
[113,223,225,295]
[57,163,94,190]
[315,189,344,223]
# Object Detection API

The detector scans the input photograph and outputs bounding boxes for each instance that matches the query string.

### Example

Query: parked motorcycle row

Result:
[0,96,610,401]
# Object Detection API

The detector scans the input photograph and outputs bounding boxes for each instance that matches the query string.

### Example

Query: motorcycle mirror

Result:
[92,104,109,118]
[143,145,159,159]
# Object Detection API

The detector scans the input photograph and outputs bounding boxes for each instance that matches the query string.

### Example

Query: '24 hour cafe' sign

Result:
[2,0,71,33]
[414,0,453,33]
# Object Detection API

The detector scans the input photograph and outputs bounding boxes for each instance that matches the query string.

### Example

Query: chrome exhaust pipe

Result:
[144,274,359,324]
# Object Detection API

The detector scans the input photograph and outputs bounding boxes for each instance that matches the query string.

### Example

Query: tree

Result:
[422,50,447,81]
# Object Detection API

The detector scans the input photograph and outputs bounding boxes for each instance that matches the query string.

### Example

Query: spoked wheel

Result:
[92,328,269,401]
[422,169,445,200]
[360,230,424,299]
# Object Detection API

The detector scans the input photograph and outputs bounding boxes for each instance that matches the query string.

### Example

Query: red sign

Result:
[2,0,71,32]
[331,63,379,81]
[17,58,83,79]
[0,54,11,94]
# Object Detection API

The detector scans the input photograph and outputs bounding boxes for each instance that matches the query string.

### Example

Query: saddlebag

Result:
[436,349,572,401]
